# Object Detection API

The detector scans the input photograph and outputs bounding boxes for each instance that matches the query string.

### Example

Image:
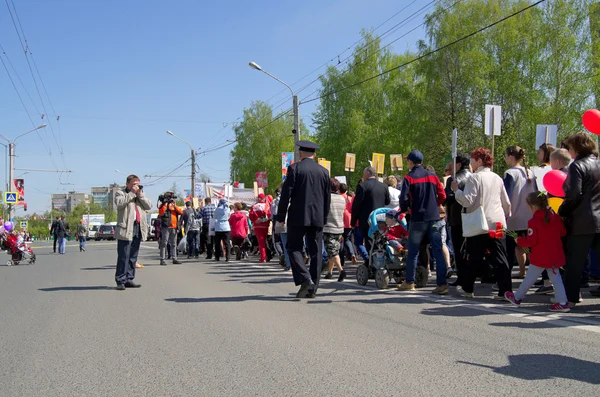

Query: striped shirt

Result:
[324,194,346,234]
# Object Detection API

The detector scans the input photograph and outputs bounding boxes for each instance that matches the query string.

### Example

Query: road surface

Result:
[1,240,599,396]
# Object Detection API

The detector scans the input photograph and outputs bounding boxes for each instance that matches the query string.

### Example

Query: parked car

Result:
[147,213,158,241]
[87,223,101,239]
[96,224,116,241]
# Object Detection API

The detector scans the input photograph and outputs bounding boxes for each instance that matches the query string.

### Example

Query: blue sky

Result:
[0,0,429,213]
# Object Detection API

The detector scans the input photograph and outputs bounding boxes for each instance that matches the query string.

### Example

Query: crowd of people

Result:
[112,134,600,311]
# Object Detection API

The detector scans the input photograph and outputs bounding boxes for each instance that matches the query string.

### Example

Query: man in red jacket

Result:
[398,150,448,294]
[250,193,271,263]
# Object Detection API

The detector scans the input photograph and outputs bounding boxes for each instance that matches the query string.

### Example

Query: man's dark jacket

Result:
[277,158,331,228]
[351,178,390,230]
[559,154,600,235]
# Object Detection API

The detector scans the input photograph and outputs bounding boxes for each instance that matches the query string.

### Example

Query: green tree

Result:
[230,101,306,193]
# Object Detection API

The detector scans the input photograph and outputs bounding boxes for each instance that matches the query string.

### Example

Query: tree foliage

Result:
[313,0,592,176]
[229,101,307,191]
[229,1,593,181]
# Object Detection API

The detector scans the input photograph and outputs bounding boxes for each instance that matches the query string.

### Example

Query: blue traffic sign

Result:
[4,192,17,204]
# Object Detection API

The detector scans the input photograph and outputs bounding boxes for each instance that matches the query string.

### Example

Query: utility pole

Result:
[166,130,196,198]
[0,124,47,221]
[293,95,300,161]
[249,62,301,161]
[8,143,14,221]
[191,149,196,198]
[591,2,600,108]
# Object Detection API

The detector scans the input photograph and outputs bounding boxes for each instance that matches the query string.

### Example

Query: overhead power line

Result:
[197,108,293,156]
[5,0,66,168]
[301,0,547,105]
[260,0,426,108]
[0,43,41,115]
[266,0,449,116]
[296,0,461,104]
[0,55,35,127]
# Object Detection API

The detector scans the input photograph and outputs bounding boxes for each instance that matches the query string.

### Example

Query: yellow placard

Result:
[372,153,385,175]
[323,160,331,175]
[318,158,331,175]
[345,153,356,171]
[548,197,563,213]
[192,198,200,209]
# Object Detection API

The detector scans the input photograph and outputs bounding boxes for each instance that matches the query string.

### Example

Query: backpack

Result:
[191,212,202,230]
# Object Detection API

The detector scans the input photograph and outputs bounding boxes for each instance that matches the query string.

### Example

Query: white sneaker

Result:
[456,286,474,298]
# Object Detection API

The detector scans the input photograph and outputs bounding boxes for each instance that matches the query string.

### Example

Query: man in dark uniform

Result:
[277,140,331,298]
[50,217,60,254]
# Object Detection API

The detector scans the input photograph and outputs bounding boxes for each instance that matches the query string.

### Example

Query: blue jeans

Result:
[279,233,291,267]
[322,241,329,263]
[187,230,199,256]
[115,223,141,284]
[406,220,447,286]
[353,227,369,261]
[444,222,453,256]
[79,236,86,251]
[58,237,67,254]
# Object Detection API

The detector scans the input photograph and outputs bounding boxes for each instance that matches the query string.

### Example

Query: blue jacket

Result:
[214,206,231,232]
[400,165,446,222]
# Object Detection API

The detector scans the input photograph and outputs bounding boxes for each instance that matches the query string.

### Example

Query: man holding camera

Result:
[114,174,152,290]
[158,192,183,266]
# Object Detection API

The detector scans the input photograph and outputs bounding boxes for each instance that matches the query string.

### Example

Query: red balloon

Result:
[582,109,600,135]
[543,170,567,197]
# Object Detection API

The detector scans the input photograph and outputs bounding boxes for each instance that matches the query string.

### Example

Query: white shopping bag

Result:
[177,238,187,254]
[208,218,217,237]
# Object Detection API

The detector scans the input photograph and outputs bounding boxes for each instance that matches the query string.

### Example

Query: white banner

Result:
[206,185,256,205]
[536,125,558,149]
[484,105,502,136]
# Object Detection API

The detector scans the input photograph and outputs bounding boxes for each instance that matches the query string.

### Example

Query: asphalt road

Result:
[1,240,599,396]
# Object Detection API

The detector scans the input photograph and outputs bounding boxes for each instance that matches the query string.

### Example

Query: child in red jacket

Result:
[504,192,569,312]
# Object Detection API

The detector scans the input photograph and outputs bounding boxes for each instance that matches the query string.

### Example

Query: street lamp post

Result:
[166,131,196,197]
[249,61,300,161]
[0,124,47,220]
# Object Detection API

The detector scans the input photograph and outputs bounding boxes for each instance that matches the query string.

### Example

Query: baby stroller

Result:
[2,232,36,266]
[356,208,428,289]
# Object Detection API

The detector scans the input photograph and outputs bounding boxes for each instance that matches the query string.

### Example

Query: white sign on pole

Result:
[334,176,347,185]
[531,166,552,192]
[535,124,558,149]
[452,128,458,158]
[484,105,502,136]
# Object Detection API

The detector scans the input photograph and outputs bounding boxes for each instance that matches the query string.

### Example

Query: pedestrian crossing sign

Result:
[4,192,17,204]
[20,221,27,229]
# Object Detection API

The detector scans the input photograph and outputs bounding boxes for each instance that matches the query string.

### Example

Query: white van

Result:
[147,213,159,240]
[88,222,102,239]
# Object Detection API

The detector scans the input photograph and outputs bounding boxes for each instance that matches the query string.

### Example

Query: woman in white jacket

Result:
[451,148,512,299]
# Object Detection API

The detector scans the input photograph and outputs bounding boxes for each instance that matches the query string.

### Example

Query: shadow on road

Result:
[165,295,300,303]
[422,304,600,327]
[421,305,496,317]
[39,286,114,291]
[458,354,600,384]
[488,321,564,329]
[80,266,115,271]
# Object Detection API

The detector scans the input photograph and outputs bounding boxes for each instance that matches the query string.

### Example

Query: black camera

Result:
[158,191,177,203]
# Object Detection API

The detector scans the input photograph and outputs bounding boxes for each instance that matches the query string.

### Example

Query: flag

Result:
[256,171,268,188]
